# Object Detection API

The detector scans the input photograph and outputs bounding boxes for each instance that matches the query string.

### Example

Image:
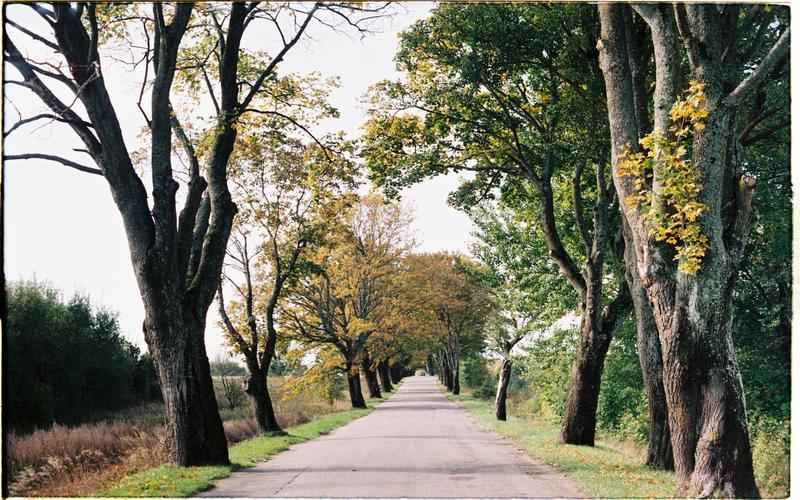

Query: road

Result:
[200,376,583,498]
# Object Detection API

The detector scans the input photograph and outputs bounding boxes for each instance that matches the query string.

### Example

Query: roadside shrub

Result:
[517,328,577,420]
[462,357,492,389]
[213,375,247,411]
[473,378,496,400]
[597,319,646,439]
[750,417,790,497]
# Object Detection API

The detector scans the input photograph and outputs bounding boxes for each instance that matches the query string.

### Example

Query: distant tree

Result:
[362,3,636,448]
[400,253,493,395]
[469,203,575,420]
[283,194,414,408]
[210,359,247,377]
[217,127,356,434]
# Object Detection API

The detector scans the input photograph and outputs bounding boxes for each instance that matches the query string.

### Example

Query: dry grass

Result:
[7,422,168,496]
[8,376,354,497]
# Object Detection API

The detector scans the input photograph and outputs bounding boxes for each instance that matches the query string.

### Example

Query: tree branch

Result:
[4,153,103,176]
[725,27,790,106]
[238,3,321,112]
[4,113,92,138]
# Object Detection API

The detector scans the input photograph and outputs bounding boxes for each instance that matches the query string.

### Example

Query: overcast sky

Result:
[4,3,475,360]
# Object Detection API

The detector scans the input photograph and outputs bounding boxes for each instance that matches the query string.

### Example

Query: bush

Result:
[462,357,492,389]
[597,319,646,439]
[474,378,496,400]
[517,328,577,421]
[750,417,790,497]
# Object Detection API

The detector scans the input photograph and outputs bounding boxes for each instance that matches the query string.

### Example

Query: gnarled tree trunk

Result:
[450,353,460,395]
[144,312,228,465]
[560,307,613,444]
[244,368,281,434]
[494,358,512,421]
[624,221,673,469]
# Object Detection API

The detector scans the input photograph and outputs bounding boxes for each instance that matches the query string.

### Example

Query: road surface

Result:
[200,376,583,498]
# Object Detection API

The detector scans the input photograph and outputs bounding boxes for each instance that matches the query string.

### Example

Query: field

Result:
[7,376,355,497]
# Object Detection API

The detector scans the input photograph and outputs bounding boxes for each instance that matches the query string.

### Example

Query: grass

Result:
[448,392,678,498]
[99,397,385,497]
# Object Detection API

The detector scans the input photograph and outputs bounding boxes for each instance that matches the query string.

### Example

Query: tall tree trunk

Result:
[494,358,512,421]
[560,307,613,445]
[144,315,229,465]
[377,360,393,393]
[597,5,765,494]
[244,368,281,434]
[361,358,382,399]
[346,366,367,409]
[624,221,673,469]
[618,23,675,468]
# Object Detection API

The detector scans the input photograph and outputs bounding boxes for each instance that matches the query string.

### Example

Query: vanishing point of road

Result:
[200,376,583,498]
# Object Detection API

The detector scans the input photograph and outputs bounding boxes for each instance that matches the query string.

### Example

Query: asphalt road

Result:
[200,375,583,498]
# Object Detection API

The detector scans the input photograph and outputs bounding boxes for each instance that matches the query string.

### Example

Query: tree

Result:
[283,194,413,408]
[362,3,635,447]
[4,2,388,465]
[402,253,492,395]
[217,128,356,434]
[596,4,789,495]
[469,203,573,421]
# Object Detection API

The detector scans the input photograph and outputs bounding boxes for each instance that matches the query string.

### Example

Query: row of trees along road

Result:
[362,3,789,497]
[5,2,789,497]
[5,2,392,465]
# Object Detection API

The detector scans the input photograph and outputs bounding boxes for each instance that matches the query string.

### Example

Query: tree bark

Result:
[598,4,763,494]
[144,315,228,465]
[494,358,512,421]
[377,360,394,393]
[443,363,454,391]
[244,368,281,434]
[624,219,673,469]
[618,23,675,468]
[361,358,382,399]
[560,307,613,445]
[346,366,367,409]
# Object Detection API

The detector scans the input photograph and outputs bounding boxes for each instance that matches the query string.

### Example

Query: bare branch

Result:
[6,19,59,50]
[238,3,321,112]
[5,153,103,176]
[241,108,330,157]
[725,28,790,106]
[4,113,93,138]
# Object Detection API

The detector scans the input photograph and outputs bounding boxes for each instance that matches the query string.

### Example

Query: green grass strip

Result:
[100,397,385,497]
[448,392,678,498]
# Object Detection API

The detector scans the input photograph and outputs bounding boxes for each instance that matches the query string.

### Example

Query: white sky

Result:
[4,3,475,360]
